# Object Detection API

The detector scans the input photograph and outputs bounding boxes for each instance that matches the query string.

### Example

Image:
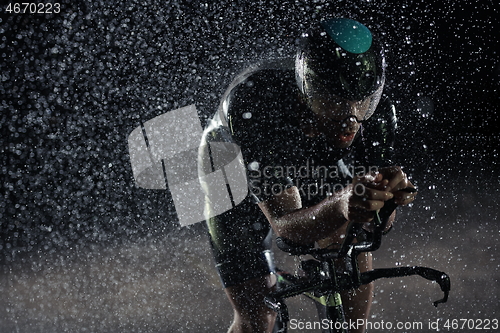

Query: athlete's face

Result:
[308,93,372,148]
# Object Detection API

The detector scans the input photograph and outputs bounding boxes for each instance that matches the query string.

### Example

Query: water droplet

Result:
[248,161,259,171]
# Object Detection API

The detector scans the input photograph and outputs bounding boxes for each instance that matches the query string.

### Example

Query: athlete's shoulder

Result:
[225,57,295,92]
[364,95,397,130]
[214,58,296,127]
[353,94,397,167]
[377,95,397,123]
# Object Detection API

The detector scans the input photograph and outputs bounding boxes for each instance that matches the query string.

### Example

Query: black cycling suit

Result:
[199,58,397,288]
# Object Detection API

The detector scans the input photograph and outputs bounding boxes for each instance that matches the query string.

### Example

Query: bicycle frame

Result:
[265,190,450,333]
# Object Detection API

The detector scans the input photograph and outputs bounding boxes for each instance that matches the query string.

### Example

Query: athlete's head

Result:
[296,18,386,148]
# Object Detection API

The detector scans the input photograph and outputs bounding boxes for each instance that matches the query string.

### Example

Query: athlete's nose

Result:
[341,116,359,132]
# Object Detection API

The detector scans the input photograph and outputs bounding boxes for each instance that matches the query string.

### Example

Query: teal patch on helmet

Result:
[321,18,372,54]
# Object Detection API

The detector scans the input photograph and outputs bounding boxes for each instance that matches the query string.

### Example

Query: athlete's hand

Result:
[347,172,394,223]
[377,166,417,205]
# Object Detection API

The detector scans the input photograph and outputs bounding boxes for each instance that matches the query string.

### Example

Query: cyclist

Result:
[199,18,417,333]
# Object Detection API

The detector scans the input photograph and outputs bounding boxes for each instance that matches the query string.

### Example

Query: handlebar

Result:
[271,187,450,308]
[361,267,450,307]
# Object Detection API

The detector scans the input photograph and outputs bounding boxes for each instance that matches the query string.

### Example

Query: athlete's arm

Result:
[258,173,395,245]
[258,185,346,244]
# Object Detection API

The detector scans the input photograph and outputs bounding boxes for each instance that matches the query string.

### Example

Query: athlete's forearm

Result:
[271,190,350,244]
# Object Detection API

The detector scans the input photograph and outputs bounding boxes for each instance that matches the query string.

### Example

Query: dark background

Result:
[1,1,499,332]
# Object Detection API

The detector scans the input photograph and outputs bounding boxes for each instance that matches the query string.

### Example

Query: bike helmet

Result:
[296,18,386,120]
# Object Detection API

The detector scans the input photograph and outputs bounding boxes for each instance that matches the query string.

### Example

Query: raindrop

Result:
[416,96,434,118]
[248,161,259,171]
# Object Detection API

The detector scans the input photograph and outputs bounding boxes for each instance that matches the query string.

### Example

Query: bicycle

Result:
[265,188,450,333]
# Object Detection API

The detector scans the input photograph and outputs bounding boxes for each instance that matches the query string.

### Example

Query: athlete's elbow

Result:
[269,217,292,239]
[272,217,317,245]
[268,217,299,243]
